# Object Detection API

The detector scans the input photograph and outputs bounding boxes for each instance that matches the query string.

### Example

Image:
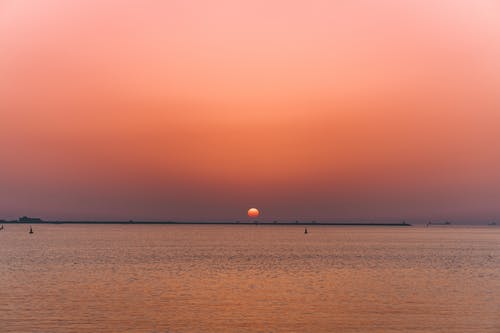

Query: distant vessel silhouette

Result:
[427,221,451,227]
[29,226,33,234]
[19,216,42,223]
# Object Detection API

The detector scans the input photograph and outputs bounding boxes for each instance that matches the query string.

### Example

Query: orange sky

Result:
[1,0,500,221]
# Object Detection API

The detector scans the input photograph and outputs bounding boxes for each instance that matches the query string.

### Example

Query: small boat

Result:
[29,226,33,234]
[304,228,308,234]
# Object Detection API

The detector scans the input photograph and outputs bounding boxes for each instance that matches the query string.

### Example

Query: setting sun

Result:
[247,208,260,218]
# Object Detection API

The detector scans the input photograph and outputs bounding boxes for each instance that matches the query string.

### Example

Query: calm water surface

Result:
[1,225,499,332]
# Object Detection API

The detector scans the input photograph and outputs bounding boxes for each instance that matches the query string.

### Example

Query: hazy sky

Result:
[1,0,500,222]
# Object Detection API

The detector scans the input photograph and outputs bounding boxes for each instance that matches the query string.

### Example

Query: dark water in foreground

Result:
[1,225,499,332]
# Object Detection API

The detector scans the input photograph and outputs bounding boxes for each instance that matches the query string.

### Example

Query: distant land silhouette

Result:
[1,216,412,226]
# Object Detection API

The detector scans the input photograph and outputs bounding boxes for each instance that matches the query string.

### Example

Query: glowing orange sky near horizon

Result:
[1,0,500,221]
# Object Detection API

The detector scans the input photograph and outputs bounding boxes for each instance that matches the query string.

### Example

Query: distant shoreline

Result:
[0,221,412,226]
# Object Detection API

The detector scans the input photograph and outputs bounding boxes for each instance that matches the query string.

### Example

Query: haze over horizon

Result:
[1,1,500,222]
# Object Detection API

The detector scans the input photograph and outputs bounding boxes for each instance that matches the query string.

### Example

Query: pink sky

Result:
[1,0,500,221]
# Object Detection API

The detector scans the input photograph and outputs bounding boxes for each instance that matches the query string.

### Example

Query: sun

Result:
[247,208,260,218]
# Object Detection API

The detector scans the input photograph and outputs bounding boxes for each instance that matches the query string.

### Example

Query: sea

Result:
[1,224,499,332]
